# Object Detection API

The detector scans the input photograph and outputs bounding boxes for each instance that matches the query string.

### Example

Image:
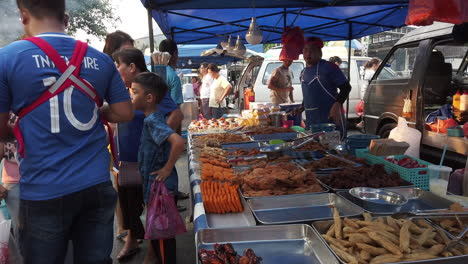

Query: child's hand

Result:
[150,167,171,182]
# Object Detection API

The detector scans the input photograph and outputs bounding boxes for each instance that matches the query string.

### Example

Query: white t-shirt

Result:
[209,75,230,108]
[361,69,375,99]
[200,74,213,99]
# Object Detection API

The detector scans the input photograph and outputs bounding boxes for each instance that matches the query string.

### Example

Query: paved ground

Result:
[110,151,196,264]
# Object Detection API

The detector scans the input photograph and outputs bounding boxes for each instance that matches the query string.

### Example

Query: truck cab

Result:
[364,22,468,168]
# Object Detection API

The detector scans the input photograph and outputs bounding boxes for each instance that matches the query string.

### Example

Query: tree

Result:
[0,0,118,47]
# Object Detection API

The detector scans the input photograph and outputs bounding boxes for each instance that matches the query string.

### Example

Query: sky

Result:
[77,0,163,51]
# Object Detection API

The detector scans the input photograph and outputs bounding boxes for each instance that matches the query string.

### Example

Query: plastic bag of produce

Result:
[145,181,186,240]
[405,0,468,26]
[279,26,304,61]
[389,117,422,158]
[0,218,11,264]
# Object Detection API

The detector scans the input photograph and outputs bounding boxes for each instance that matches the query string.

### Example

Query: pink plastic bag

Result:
[279,26,305,61]
[406,0,468,26]
[145,181,186,240]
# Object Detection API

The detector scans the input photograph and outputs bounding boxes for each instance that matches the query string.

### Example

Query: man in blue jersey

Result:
[0,1,134,263]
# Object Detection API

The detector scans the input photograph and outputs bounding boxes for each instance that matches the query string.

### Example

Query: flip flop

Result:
[116,231,128,242]
[117,247,140,261]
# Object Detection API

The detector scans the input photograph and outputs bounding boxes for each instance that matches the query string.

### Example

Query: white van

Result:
[236,46,370,119]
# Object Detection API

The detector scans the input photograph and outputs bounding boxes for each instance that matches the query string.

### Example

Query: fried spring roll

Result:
[368,231,402,256]
[330,244,359,264]
[399,220,411,253]
[369,254,402,264]
[333,207,342,239]
[344,217,360,229]
[355,243,388,256]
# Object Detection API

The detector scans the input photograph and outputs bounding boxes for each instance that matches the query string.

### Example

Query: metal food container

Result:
[196,224,339,264]
[241,183,329,200]
[296,155,362,174]
[311,219,468,264]
[247,193,365,225]
[206,190,256,229]
[349,187,408,208]
[317,175,414,193]
[337,187,454,214]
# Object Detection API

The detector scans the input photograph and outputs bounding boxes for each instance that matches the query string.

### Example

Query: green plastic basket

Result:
[355,148,386,165]
[381,155,433,190]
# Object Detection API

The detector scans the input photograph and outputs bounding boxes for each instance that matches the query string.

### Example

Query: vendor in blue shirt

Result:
[296,37,351,134]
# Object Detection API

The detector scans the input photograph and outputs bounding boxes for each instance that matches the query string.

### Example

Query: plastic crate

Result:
[382,155,433,191]
[251,132,299,141]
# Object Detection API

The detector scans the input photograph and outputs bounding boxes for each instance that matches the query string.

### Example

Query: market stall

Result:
[184,103,468,263]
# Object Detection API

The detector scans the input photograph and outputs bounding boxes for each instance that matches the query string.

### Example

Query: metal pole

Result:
[147,7,155,72]
[346,22,352,138]
[283,8,287,28]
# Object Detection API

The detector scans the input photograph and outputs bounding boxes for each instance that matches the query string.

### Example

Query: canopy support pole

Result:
[283,8,287,28]
[147,7,155,72]
[346,22,352,138]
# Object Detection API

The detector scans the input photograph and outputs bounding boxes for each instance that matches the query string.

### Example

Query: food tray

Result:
[426,215,468,244]
[196,224,339,264]
[311,219,468,264]
[250,132,300,141]
[205,190,256,228]
[222,141,262,150]
[337,187,453,215]
[247,193,365,225]
[297,155,361,173]
[316,174,414,193]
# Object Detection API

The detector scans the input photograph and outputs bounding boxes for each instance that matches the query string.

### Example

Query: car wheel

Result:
[378,123,397,138]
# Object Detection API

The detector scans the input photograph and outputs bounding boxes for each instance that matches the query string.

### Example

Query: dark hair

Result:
[112,48,148,73]
[103,30,134,56]
[207,63,220,73]
[329,56,342,64]
[364,58,381,69]
[133,72,168,104]
[159,39,178,56]
[17,0,65,22]
[200,62,209,68]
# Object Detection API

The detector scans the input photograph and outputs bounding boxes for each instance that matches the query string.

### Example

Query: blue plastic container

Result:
[346,134,380,155]
[279,103,302,126]
[310,123,336,133]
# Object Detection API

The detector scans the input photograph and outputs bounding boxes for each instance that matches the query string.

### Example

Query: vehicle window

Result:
[431,44,468,74]
[356,60,367,80]
[339,61,349,78]
[376,46,418,80]
[262,62,304,85]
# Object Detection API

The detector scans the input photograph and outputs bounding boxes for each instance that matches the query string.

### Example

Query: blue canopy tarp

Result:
[141,0,409,44]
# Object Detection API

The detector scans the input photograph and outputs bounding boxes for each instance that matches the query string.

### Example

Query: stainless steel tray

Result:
[241,183,330,200]
[311,219,468,264]
[196,224,339,264]
[247,193,365,225]
[337,187,454,214]
[296,154,361,173]
[206,190,256,228]
[317,175,415,193]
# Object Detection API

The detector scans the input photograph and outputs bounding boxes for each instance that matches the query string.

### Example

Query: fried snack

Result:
[333,207,343,240]
[403,252,438,261]
[369,254,402,264]
[357,227,399,245]
[201,181,243,214]
[348,233,374,244]
[303,156,354,170]
[201,163,235,181]
[414,219,432,229]
[322,235,348,251]
[326,223,335,237]
[399,220,411,253]
[386,216,400,232]
[449,248,463,256]
[293,140,327,152]
[416,228,435,246]
[343,226,358,235]
[363,212,373,222]
[356,221,396,233]
[435,228,451,245]
[356,243,388,256]
[330,245,358,264]
[344,217,360,229]
[409,222,424,235]
[427,244,445,256]
[367,232,402,256]
[359,250,372,262]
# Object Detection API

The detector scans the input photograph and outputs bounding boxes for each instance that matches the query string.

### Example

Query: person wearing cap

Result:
[267,59,294,105]
[296,37,351,133]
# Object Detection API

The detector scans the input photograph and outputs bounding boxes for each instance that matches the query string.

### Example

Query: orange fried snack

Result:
[201,163,235,181]
[201,181,243,214]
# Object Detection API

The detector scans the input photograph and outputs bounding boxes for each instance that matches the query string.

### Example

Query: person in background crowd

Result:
[103,30,134,57]
[208,64,232,119]
[192,76,201,99]
[267,59,294,105]
[113,48,186,261]
[361,57,381,99]
[0,113,22,263]
[0,1,134,263]
[329,56,343,67]
[295,37,351,134]
[132,72,185,264]
[199,62,213,119]
[102,29,136,246]
[159,39,183,105]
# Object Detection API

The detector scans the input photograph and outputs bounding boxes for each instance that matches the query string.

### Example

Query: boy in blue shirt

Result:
[131,72,185,264]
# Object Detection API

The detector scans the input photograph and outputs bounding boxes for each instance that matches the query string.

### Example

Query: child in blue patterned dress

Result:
[131,72,185,264]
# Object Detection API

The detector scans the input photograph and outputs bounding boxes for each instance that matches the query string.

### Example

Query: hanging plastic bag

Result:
[0,218,11,264]
[355,100,364,116]
[402,98,412,118]
[279,26,304,61]
[389,117,422,158]
[405,0,468,26]
[145,181,186,240]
